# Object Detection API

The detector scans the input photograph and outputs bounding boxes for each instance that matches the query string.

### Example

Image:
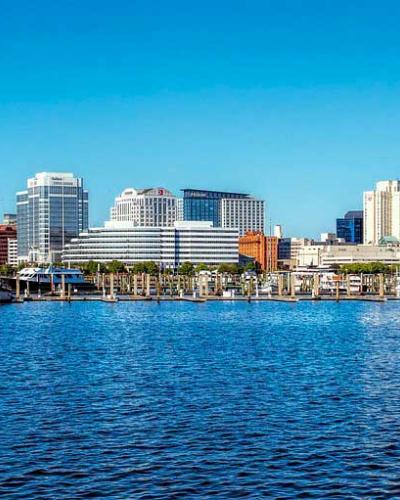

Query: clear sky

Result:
[0,0,399,237]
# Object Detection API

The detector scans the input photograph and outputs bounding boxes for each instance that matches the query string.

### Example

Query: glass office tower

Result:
[182,189,265,235]
[336,210,363,244]
[17,172,89,263]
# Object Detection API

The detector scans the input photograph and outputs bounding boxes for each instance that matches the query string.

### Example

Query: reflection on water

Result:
[1,301,400,498]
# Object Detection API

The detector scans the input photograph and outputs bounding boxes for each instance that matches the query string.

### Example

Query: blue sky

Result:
[0,0,399,237]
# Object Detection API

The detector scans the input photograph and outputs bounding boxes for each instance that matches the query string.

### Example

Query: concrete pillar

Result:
[68,283,72,301]
[346,275,351,297]
[133,274,138,296]
[335,280,340,301]
[25,281,30,299]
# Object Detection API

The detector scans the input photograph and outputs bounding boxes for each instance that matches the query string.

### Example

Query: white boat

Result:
[18,266,86,285]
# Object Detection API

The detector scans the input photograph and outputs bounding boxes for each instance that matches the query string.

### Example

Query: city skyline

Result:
[4,172,399,240]
[1,1,400,237]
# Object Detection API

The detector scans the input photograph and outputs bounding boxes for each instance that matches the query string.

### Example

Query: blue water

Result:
[1,301,400,498]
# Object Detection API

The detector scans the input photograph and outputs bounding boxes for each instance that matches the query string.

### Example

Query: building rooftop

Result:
[182,188,249,198]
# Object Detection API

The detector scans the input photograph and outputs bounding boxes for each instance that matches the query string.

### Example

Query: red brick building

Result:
[239,231,278,271]
[0,224,17,265]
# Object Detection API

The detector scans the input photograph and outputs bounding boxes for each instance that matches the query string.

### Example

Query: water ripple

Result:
[1,301,400,498]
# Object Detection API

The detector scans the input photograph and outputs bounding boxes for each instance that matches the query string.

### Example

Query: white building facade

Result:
[7,239,18,266]
[16,172,89,263]
[62,221,239,268]
[110,187,177,227]
[221,197,265,236]
[364,180,400,244]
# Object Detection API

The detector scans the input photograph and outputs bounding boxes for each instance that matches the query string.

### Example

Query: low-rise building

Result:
[0,224,17,265]
[297,242,400,268]
[62,221,239,268]
[278,237,313,269]
[239,231,278,271]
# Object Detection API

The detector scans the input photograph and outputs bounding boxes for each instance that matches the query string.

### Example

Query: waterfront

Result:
[1,301,400,498]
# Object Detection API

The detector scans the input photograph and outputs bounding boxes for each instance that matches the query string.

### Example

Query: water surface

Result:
[1,301,400,498]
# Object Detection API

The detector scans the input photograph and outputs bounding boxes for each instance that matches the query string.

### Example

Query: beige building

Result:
[363,180,400,244]
[297,243,400,268]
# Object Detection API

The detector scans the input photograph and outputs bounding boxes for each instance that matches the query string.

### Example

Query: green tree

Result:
[195,263,209,273]
[131,262,147,274]
[178,261,195,276]
[0,264,13,276]
[107,260,126,273]
[144,261,159,275]
[218,263,240,274]
[341,262,392,275]
[244,261,257,272]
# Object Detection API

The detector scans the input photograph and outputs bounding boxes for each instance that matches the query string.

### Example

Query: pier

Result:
[2,271,399,304]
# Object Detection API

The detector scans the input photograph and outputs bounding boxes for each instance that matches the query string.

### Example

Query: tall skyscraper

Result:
[182,189,265,235]
[363,180,400,244]
[16,172,88,263]
[110,187,177,226]
[336,210,363,244]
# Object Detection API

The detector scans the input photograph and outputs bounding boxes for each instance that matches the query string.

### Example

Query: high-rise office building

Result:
[336,210,363,244]
[110,187,177,227]
[16,172,88,263]
[363,180,400,244]
[182,189,265,235]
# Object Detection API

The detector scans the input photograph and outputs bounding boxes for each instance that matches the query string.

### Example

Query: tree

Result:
[341,262,392,275]
[0,264,13,276]
[144,261,159,275]
[77,261,107,275]
[218,263,240,274]
[107,260,126,273]
[17,261,28,271]
[195,263,209,273]
[244,261,257,272]
[178,261,194,276]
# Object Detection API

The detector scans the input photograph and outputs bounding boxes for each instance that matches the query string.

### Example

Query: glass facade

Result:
[182,189,250,227]
[17,173,89,263]
[336,211,363,244]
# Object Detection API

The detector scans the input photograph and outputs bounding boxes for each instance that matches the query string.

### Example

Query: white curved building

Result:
[62,221,239,268]
[110,187,177,227]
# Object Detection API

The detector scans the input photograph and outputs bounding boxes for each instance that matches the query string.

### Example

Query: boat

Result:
[18,266,86,285]
[0,285,13,303]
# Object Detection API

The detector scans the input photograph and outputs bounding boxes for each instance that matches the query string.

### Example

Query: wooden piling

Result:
[290,273,296,299]
[379,273,385,298]
[278,274,283,297]
[15,275,20,301]
[61,274,66,300]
